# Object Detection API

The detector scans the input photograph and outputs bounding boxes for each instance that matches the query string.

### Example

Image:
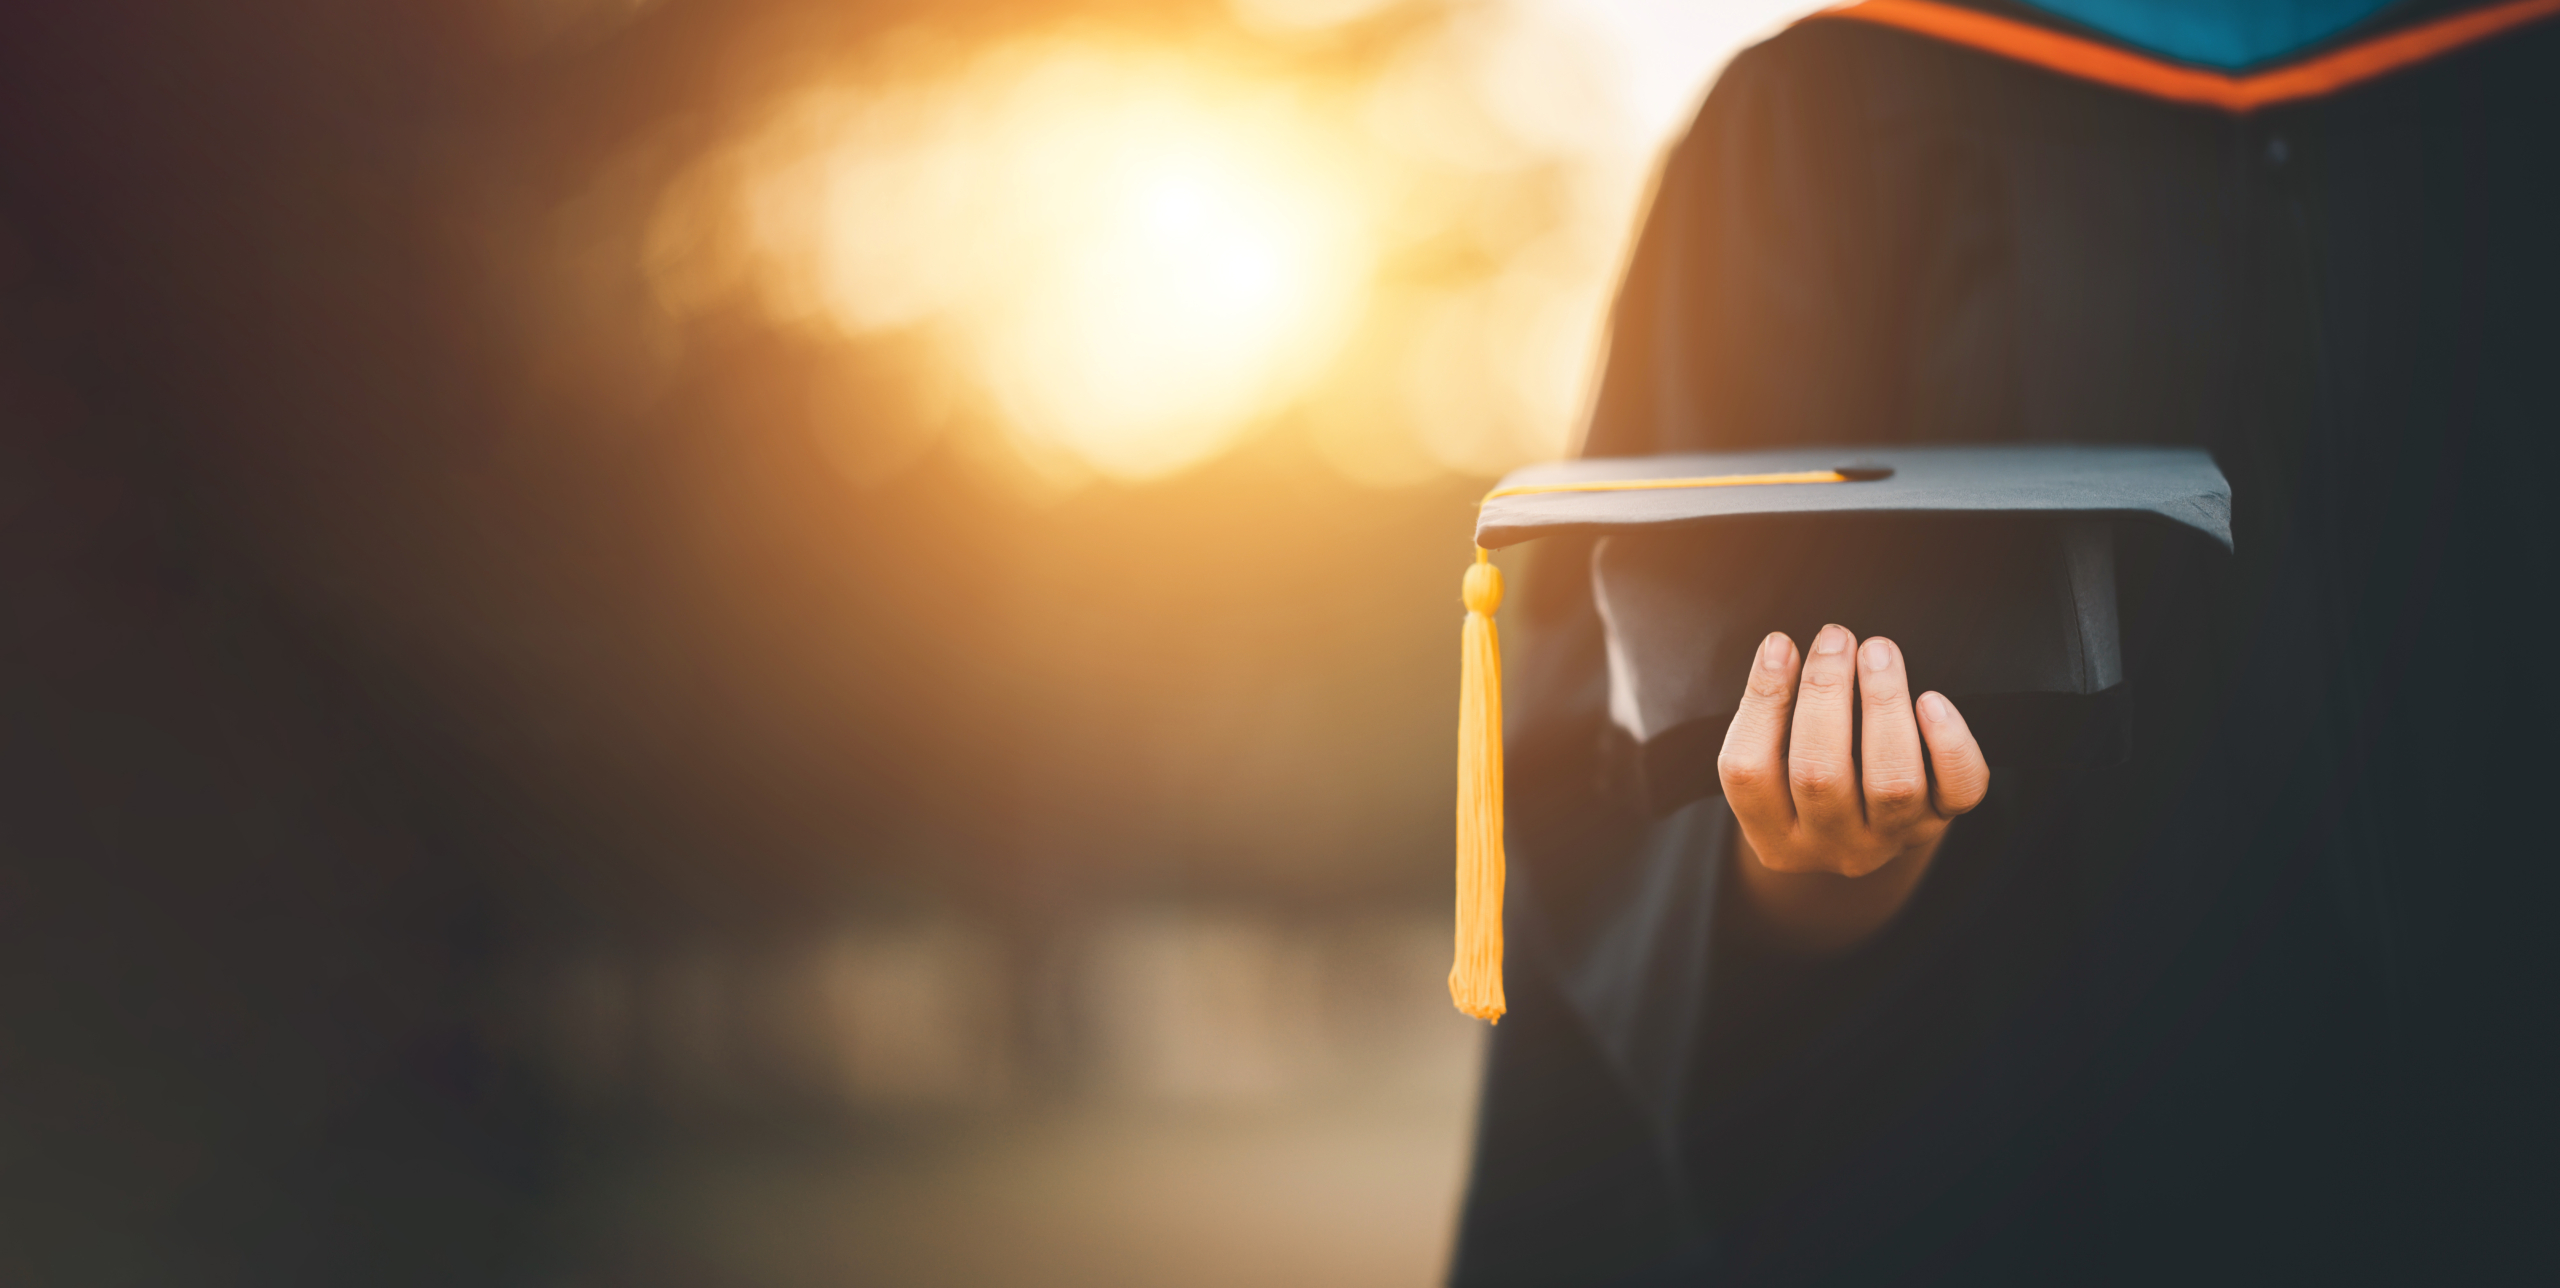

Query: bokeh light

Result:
[941,49,1372,479]
[650,0,1819,489]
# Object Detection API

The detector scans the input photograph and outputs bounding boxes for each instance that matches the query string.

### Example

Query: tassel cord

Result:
[1450,548,1507,1023]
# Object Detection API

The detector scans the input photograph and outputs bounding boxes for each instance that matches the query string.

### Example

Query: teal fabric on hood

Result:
[2020,0,2405,67]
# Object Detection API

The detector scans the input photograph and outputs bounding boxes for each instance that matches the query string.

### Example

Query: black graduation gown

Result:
[1451,3,2560,1283]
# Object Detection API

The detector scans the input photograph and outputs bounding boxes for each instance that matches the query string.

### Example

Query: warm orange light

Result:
[777,43,1374,482]
[646,4,1831,489]
[972,93,1371,481]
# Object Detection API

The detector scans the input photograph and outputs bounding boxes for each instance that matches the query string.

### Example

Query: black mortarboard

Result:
[1487,444,2233,813]
[1447,444,2231,1021]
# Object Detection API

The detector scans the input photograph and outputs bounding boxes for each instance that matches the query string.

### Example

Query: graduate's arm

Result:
[1716,625,1989,955]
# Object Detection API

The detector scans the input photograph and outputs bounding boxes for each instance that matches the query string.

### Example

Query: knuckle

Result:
[1716,753,1772,792]
[1741,833,1796,869]
[1754,848,1812,874]
[1794,838,1882,877]
[1744,669,1792,700]
[1790,765,1845,799]
[1865,773,1926,810]
[1836,853,1889,879]
[1935,774,1989,814]
[1797,667,1850,697]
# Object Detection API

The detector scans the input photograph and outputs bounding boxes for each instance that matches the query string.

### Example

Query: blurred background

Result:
[0,1,1812,1284]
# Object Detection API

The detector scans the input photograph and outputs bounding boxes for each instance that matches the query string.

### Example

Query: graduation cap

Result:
[1448,445,2233,1021]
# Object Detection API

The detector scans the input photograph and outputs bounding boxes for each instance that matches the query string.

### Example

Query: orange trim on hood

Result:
[1811,0,2560,111]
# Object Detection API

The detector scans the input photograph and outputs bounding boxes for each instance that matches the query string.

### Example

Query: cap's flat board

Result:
[1476,445,2232,550]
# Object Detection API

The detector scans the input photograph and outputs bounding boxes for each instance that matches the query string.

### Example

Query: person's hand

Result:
[1715,625,1990,952]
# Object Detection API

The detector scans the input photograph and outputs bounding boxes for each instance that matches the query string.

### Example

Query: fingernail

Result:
[1861,639,1891,672]
[1812,625,1849,656]
[1920,692,1951,722]
[1760,632,1789,669]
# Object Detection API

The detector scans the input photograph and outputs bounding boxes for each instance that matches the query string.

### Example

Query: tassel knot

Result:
[1462,556,1503,616]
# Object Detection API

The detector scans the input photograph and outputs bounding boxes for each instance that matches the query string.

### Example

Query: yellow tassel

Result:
[1450,547,1507,1023]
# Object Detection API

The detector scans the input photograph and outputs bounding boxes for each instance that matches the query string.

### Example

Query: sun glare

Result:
[989,147,1359,479]
[647,4,1824,487]
[781,43,1373,482]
